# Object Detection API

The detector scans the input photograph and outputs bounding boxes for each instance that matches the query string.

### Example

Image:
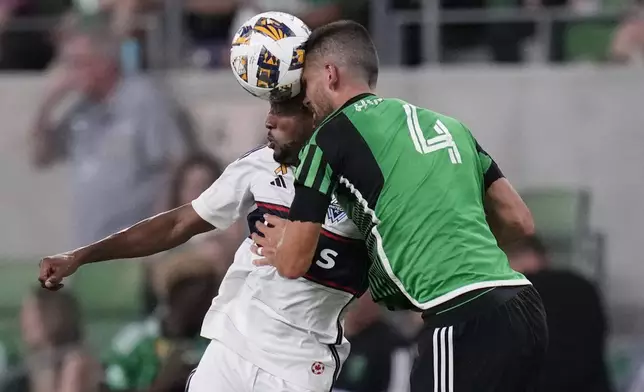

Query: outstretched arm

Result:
[39,204,214,289]
[40,150,259,289]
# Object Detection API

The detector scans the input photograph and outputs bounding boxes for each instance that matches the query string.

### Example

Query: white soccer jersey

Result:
[191,146,369,392]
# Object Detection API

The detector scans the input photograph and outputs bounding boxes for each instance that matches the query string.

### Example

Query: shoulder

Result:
[218,145,273,182]
[312,113,360,149]
[231,144,274,170]
[237,144,272,162]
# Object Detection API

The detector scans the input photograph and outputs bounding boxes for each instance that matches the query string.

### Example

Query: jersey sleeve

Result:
[475,140,504,190]
[290,119,347,223]
[191,156,256,230]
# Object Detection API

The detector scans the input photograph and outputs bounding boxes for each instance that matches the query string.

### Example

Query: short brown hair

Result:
[304,20,379,88]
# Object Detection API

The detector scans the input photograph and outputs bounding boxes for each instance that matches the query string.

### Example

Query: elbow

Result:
[513,210,535,238]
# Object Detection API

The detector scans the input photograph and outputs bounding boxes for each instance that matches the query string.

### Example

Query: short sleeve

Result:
[290,113,361,223]
[191,156,256,230]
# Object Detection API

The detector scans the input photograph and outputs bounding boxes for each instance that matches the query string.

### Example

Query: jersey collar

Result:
[316,93,376,129]
[339,93,376,112]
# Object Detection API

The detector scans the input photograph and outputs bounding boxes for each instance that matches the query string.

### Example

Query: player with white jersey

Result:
[37,95,370,392]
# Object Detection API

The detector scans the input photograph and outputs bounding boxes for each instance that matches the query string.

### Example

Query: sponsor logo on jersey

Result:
[327,197,347,224]
[311,361,325,375]
[270,175,287,189]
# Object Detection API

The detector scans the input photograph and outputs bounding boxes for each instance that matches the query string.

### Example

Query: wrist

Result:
[72,247,93,267]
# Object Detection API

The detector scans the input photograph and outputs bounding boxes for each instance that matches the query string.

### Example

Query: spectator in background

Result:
[1,289,102,392]
[334,291,411,392]
[105,253,219,392]
[0,0,71,70]
[610,1,644,64]
[506,236,613,392]
[29,22,189,247]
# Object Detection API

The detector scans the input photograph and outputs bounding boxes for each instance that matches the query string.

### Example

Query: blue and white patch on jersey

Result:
[327,197,347,224]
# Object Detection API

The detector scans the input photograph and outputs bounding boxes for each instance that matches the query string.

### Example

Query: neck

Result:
[331,84,373,111]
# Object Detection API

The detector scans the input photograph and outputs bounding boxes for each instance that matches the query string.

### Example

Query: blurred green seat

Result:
[564,21,617,63]
[0,317,21,359]
[71,260,146,355]
[521,188,591,240]
[520,188,604,282]
[0,261,39,316]
[520,188,590,267]
[70,260,145,320]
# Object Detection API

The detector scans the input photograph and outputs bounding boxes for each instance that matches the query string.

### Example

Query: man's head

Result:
[301,20,379,122]
[265,94,314,165]
[59,26,121,99]
[153,252,220,339]
[163,274,218,339]
[506,236,549,274]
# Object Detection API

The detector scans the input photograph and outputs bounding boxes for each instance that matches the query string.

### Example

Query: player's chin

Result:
[272,149,285,162]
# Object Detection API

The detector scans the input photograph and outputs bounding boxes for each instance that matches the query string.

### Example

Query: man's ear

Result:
[326,64,339,91]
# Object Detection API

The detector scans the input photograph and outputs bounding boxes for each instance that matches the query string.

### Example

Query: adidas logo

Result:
[270,175,287,189]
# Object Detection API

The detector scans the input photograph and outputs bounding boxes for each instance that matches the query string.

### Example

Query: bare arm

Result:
[30,67,76,168]
[485,178,535,247]
[31,95,65,167]
[39,204,214,289]
[78,204,213,263]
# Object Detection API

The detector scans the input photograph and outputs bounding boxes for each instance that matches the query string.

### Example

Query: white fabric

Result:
[187,339,314,392]
[192,147,363,391]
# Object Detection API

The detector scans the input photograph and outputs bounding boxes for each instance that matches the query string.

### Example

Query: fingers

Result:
[263,214,285,227]
[38,258,50,283]
[38,257,65,291]
[252,257,273,267]
[255,220,272,236]
[251,232,269,248]
[250,243,263,256]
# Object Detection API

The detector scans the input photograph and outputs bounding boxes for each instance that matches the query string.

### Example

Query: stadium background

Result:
[0,0,643,391]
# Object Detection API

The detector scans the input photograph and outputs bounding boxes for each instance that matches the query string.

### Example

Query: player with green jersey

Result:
[297,95,531,310]
[252,20,548,392]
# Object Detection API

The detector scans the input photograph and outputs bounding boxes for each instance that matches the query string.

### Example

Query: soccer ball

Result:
[230,12,311,101]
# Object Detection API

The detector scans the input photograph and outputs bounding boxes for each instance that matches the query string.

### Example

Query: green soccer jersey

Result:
[292,93,529,310]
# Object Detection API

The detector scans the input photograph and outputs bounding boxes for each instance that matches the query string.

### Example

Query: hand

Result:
[250,214,287,268]
[38,252,81,291]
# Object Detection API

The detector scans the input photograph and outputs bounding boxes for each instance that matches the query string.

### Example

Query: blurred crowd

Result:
[0,0,643,71]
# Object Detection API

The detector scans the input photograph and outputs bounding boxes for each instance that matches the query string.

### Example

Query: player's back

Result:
[325,95,528,310]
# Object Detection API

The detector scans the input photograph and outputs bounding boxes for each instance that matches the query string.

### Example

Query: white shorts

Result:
[186,339,315,392]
